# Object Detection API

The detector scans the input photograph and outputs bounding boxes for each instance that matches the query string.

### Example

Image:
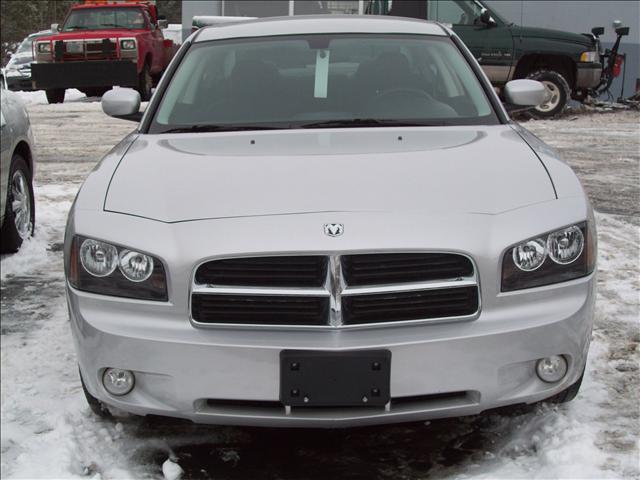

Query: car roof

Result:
[194,15,448,43]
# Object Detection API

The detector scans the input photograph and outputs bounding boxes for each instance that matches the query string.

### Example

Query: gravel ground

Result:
[1,94,638,479]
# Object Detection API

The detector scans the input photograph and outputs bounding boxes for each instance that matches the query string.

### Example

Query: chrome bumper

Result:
[576,62,602,89]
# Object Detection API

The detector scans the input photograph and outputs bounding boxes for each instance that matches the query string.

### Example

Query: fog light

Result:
[102,368,135,396]
[536,355,568,383]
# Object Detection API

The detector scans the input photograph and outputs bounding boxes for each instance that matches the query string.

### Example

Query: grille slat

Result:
[191,253,478,327]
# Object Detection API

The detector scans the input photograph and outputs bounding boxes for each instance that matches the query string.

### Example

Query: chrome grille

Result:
[191,253,480,329]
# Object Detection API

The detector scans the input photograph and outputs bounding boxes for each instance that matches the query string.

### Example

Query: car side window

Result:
[431,0,483,26]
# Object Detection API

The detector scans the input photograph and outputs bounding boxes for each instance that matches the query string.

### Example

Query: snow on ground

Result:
[0,107,638,479]
[13,89,86,105]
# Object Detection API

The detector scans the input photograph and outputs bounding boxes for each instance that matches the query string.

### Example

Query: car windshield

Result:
[16,38,34,54]
[62,7,147,31]
[151,34,498,133]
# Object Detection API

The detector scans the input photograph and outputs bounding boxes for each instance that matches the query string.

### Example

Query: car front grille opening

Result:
[195,256,327,287]
[341,253,474,286]
[342,286,479,325]
[191,294,330,325]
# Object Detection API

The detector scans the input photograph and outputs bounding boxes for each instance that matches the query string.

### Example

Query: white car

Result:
[65,16,595,427]
[1,89,36,253]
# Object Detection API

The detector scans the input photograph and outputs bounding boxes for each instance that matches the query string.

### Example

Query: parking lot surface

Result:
[1,93,638,479]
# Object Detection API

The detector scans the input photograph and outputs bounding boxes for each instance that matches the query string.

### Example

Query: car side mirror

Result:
[102,88,142,122]
[51,23,60,32]
[503,79,547,112]
[6,51,12,60]
[158,17,168,29]
[479,9,496,27]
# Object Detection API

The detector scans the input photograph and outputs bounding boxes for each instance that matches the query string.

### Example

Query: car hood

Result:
[512,26,594,47]
[104,126,556,223]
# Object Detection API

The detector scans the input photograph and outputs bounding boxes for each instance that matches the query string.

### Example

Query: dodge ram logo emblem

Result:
[324,223,344,237]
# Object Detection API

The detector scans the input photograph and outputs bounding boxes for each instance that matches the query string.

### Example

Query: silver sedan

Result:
[1,89,36,252]
[65,16,596,427]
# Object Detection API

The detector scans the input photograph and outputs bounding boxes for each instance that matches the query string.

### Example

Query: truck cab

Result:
[31,0,176,104]
[374,0,604,117]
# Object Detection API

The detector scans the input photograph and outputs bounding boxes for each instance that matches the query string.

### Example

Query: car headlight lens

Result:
[547,226,584,265]
[512,238,546,271]
[579,51,599,62]
[118,249,154,282]
[80,239,118,277]
[502,221,596,292]
[69,236,167,301]
[37,42,51,53]
[120,39,136,50]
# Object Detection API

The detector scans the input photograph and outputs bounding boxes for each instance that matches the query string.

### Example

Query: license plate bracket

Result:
[280,350,391,407]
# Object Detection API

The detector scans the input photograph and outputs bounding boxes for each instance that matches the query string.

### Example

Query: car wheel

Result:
[544,369,585,404]
[80,369,111,418]
[137,63,152,101]
[526,69,571,119]
[82,87,110,98]
[45,88,65,104]
[0,155,35,253]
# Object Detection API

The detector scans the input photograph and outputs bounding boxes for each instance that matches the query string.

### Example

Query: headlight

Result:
[579,51,599,62]
[118,249,154,282]
[80,239,118,277]
[501,221,596,292]
[37,42,51,53]
[120,39,136,50]
[69,236,167,301]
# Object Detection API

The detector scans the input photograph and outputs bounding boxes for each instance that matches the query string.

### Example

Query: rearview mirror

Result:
[504,79,547,109]
[102,88,142,122]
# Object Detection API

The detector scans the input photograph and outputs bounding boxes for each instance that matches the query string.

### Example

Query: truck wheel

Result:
[138,63,152,101]
[526,69,571,119]
[45,89,65,104]
[1,155,35,253]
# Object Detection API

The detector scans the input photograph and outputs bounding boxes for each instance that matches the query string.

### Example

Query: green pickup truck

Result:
[371,0,605,117]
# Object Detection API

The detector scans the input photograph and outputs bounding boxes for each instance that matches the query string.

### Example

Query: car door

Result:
[428,0,515,84]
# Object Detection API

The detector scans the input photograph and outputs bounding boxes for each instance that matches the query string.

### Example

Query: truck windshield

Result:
[150,34,499,133]
[62,7,147,31]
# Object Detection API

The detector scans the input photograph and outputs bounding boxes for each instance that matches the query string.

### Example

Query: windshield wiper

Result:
[298,118,450,129]
[65,26,87,30]
[159,124,287,134]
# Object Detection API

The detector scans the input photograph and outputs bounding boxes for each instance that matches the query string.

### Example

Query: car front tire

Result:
[80,369,111,418]
[137,63,152,101]
[1,154,35,253]
[45,88,65,104]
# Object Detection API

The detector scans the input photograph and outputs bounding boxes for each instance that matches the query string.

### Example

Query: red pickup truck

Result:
[31,0,177,104]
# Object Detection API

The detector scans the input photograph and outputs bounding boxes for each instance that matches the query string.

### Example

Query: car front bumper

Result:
[68,271,595,428]
[5,70,34,91]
